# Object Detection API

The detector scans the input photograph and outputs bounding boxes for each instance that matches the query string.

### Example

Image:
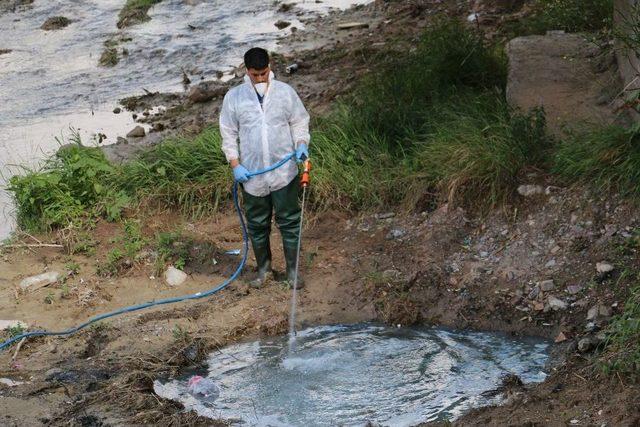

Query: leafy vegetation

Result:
[155,230,191,274]
[8,133,129,231]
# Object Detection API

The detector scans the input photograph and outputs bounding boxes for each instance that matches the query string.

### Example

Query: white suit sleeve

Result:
[219,91,240,162]
[288,88,310,147]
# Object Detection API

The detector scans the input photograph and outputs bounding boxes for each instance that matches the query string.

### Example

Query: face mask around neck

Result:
[254,82,268,97]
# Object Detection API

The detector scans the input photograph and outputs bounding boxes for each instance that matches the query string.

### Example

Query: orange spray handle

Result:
[300,159,312,188]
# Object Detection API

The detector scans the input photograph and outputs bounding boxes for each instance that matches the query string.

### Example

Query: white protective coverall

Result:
[219,72,310,197]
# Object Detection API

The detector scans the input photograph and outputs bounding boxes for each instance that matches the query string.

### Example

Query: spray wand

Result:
[288,159,311,348]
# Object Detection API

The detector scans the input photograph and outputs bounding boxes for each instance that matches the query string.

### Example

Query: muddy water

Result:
[0,0,373,239]
[154,324,550,426]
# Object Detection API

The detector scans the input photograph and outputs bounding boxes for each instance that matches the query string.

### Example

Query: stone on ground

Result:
[19,271,60,292]
[165,266,188,287]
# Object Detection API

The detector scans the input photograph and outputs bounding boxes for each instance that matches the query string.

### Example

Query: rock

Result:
[596,262,614,274]
[0,49,11,55]
[385,228,406,240]
[126,126,145,138]
[187,82,226,103]
[116,136,128,145]
[547,296,567,310]
[278,3,294,12]
[517,184,544,197]
[0,320,28,331]
[19,271,60,292]
[0,378,24,387]
[540,280,555,292]
[566,285,583,295]
[41,16,71,30]
[554,331,567,343]
[587,304,612,320]
[165,266,188,287]
[505,270,516,281]
[597,304,612,318]
[528,285,540,300]
[113,107,121,114]
[544,259,557,268]
[274,20,291,30]
[375,212,395,220]
[337,22,370,30]
[578,336,599,353]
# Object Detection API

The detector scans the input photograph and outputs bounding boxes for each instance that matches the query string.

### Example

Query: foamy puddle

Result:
[155,323,550,426]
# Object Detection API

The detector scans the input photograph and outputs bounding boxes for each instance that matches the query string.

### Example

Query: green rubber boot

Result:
[283,243,304,289]
[249,242,273,289]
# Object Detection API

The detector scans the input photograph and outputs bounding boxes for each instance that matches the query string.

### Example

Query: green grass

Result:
[503,0,613,37]
[553,125,640,197]
[603,284,640,378]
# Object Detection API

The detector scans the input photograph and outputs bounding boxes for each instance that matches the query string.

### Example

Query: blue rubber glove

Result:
[233,164,251,183]
[295,143,309,163]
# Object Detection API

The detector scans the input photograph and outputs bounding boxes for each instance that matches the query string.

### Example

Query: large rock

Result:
[187,82,226,103]
[126,126,146,138]
[506,33,618,136]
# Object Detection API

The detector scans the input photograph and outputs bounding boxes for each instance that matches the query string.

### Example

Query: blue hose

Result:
[0,153,296,352]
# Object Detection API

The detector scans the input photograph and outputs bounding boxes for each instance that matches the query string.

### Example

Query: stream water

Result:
[154,324,550,426]
[0,0,373,239]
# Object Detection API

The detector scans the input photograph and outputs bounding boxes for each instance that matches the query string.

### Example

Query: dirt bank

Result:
[1,0,640,425]
[1,182,639,425]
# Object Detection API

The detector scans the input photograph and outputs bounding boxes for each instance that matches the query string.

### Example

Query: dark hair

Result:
[244,47,269,70]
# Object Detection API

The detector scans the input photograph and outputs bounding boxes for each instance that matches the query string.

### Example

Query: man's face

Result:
[247,66,270,85]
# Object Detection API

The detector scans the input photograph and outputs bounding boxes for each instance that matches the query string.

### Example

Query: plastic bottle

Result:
[187,375,220,399]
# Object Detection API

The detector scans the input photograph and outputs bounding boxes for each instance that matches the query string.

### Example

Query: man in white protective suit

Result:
[219,47,310,289]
